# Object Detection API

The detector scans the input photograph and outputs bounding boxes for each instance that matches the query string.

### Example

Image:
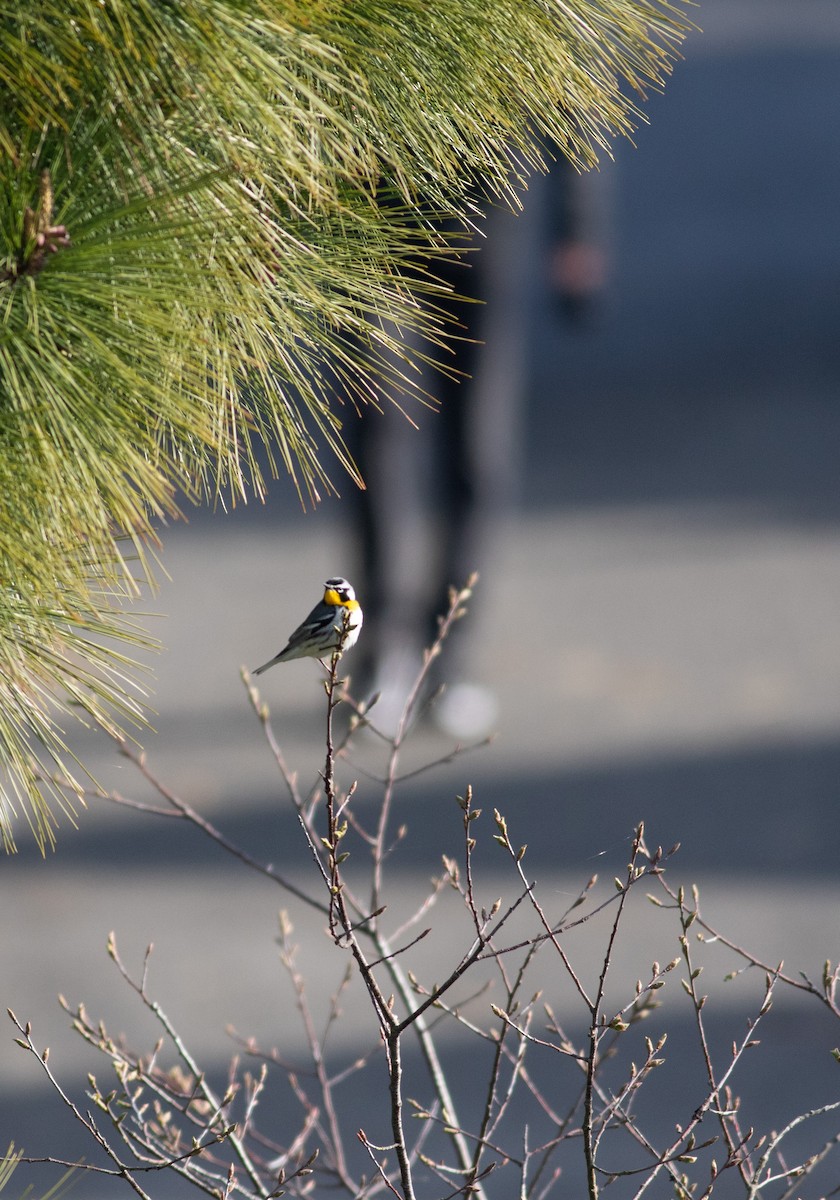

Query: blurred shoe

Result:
[431,682,499,741]
[358,647,422,738]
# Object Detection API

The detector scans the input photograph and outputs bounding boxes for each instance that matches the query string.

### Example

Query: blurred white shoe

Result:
[431,682,499,741]
[362,648,422,738]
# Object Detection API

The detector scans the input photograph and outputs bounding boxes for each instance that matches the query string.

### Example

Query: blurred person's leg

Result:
[342,343,429,705]
[424,200,532,734]
[343,200,533,731]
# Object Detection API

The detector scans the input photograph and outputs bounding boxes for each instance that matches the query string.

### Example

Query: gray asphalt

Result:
[4,3,840,1196]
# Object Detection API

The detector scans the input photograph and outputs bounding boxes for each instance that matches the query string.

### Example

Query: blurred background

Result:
[4,1,840,1194]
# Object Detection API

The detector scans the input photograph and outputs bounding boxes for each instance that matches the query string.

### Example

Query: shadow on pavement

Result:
[5,999,838,1200]
[5,731,839,881]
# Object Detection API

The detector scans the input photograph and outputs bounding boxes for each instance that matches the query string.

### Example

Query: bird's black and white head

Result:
[323,577,356,605]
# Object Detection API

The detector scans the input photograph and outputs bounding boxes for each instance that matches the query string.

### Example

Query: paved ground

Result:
[3,3,840,1196]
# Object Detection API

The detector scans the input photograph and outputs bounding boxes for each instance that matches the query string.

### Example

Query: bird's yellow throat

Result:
[324,588,359,609]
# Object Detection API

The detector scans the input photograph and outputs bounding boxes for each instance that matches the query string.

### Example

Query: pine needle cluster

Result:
[0,0,688,848]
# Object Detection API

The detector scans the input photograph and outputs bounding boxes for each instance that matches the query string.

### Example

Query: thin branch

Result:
[104,937,271,1198]
[748,1099,840,1198]
[105,739,326,914]
[8,1010,154,1200]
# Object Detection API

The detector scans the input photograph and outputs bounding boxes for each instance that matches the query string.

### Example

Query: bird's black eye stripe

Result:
[324,578,351,601]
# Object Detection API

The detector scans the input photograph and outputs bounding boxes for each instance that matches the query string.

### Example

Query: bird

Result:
[252,578,363,674]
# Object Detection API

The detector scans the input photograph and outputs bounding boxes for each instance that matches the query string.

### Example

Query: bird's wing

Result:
[283,601,336,651]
